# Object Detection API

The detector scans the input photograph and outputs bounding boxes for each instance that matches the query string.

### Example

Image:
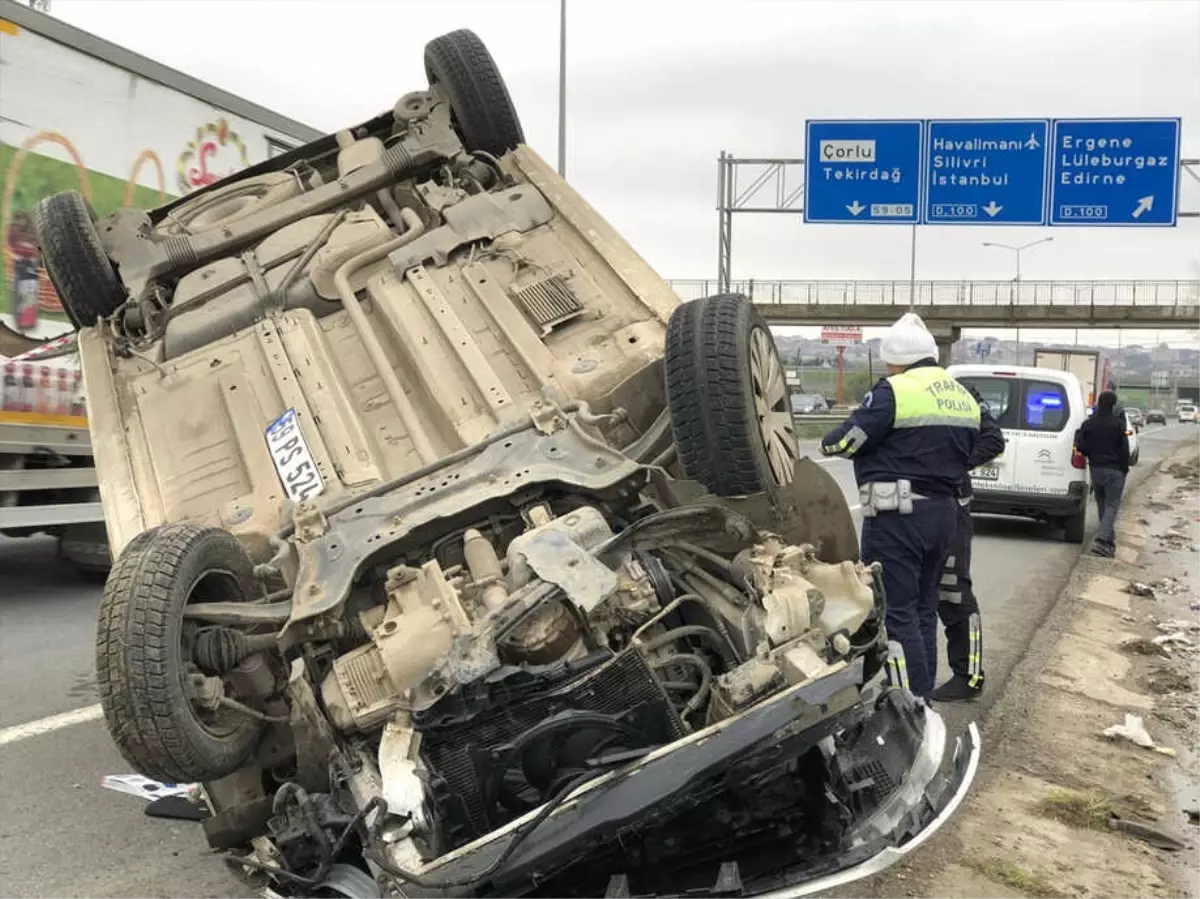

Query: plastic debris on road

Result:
[1125,581,1157,598]
[1102,714,1177,757]
[101,773,196,801]
[1156,619,1200,634]
[1151,631,1195,652]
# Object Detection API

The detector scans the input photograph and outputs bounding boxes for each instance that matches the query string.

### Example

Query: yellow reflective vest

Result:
[888,365,981,431]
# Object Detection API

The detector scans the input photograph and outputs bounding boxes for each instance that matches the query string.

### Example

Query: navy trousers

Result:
[861,497,958,703]
[937,501,984,686]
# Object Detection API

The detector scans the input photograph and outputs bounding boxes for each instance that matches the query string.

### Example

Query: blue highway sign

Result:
[804,120,922,224]
[924,119,1049,225]
[1049,119,1180,226]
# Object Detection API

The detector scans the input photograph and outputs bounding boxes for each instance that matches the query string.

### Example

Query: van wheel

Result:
[30,191,126,328]
[96,523,264,784]
[1062,508,1087,544]
[1130,449,1139,466]
[425,30,525,156]
[664,294,799,499]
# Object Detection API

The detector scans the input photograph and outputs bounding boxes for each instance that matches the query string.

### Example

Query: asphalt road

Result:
[0,422,1193,898]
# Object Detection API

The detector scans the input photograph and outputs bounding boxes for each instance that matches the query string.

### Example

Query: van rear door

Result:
[954,373,1022,495]
[954,372,1079,499]
[1012,375,1079,498]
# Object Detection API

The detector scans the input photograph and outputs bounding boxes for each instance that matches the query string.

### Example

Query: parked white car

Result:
[1119,407,1140,465]
[948,364,1091,544]
[790,392,829,414]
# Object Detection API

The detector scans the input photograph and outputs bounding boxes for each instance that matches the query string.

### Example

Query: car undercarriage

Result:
[28,27,978,899]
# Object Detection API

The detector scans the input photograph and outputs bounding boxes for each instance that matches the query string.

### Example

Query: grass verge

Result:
[1035,787,1113,830]
[976,858,1064,897]
[795,423,833,440]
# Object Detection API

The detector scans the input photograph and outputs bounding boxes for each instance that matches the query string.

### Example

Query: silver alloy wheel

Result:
[749,326,798,486]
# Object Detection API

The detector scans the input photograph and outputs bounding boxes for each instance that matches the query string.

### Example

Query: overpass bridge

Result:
[666,279,1199,361]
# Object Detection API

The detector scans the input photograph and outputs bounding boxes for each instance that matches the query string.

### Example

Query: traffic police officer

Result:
[821,313,980,703]
[933,385,1005,702]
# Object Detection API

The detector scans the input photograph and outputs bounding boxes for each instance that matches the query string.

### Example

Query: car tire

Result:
[96,523,264,784]
[424,29,525,156]
[30,191,126,328]
[664,293,799,499]
[1062,508,1087,545]
[1130,449,1139,466]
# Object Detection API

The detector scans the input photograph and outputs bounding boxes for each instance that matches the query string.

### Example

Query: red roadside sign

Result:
[821,326,862,347]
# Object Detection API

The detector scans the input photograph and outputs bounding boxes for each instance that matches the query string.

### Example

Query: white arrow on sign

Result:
[846,200,865,216]
[983,201,1003,218]
[1132,195,1154,219]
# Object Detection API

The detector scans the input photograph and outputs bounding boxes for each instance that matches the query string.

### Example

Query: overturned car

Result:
[34,29,977,898]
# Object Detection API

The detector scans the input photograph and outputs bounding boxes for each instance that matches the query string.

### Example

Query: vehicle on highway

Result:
[1032,348,1113,410]
[1125,408,1144,430]
[31,30,976,899]
[1146,409,1168,425]
[789,392,829,414]
[1177,403,1199,424]
[947,364,1090,544]
[0,0,326,573]
[1118,407,1140,466]
[0,350,109,574]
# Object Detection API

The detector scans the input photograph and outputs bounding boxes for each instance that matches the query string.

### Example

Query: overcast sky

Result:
[44,0,1200,347]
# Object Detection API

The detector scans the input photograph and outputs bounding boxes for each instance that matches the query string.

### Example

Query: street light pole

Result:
[557,0,567,178]
[981,237,1054,283]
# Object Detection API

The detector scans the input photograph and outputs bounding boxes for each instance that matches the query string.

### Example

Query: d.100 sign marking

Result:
[924,119,1050,225]
[1050,119,1180,226]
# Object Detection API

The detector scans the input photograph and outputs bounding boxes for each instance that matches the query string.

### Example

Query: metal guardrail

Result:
[667,279,1200,307]
[792,413,849,427]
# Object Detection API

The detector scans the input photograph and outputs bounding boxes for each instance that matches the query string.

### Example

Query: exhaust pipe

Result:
[114,114,462,297]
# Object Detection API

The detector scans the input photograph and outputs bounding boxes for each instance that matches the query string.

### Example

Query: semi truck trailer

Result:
[0,0,320,567]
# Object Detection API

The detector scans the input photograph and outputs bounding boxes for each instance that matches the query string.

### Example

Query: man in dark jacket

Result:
[1076,390,1129,558]
[932,387,1006,702]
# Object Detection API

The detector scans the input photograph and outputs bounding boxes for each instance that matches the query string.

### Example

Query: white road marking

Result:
[0,703,103,747]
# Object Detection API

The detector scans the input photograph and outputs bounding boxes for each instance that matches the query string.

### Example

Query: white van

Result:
[948,364,1091,544]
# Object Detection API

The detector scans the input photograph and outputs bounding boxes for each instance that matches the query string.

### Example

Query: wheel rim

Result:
[749,327,798,486]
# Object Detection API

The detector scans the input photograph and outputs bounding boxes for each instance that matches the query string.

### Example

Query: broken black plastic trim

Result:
[397,660,867,894]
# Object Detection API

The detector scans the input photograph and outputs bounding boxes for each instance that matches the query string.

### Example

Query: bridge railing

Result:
[666,279,1200,307]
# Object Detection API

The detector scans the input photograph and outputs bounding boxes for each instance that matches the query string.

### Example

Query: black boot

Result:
[932,674,983,702]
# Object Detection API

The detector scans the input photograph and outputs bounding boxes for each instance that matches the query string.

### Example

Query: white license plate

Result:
[265,409,325,504]
[972,465,1000,481]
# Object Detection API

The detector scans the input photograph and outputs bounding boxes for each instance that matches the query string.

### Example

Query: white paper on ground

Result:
[101,773,196,800]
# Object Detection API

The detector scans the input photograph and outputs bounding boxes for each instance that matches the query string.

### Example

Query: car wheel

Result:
[1062,507,1087,545]
[424,29,525,157]
[30,191,126,328]
[96,523,264,784]
[664,293,799,499]
[1130,450,1139,466]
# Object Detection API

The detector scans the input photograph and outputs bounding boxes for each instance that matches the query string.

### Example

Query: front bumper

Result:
[382,663,980,897]
[758,716,980,898]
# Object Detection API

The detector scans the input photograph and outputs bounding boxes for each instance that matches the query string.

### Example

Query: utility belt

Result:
[859,480,928,517]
